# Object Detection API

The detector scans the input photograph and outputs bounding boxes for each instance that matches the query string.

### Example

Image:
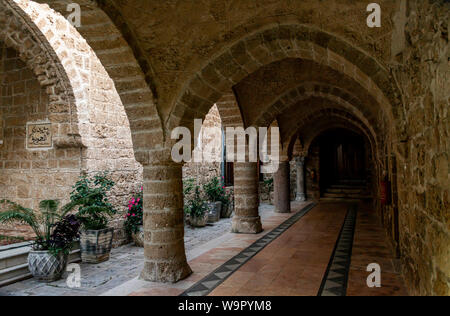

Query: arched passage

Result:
[307,127,374,201]
[152,23,402,283]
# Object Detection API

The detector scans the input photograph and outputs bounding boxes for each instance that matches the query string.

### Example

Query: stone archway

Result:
[34,0,164,164]
[0,0,80,146]
[28,0,184,282]
[167,24,401,144]
[0,0,142,246]
[305,125,374,200]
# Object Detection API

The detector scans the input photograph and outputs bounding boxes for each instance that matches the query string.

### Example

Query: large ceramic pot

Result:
[190,212,208,228]
[80,228,114,264]
[132,226,144,248]
[28,250,68,282]
[207,201,222,223]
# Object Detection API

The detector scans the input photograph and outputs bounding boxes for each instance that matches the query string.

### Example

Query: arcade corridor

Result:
[0,0,447,297]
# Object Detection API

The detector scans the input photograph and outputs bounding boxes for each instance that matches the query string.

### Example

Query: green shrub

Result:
[70,172,116,231]
[263,178,274,192]
[184,186,208,219]
[203,177,226,202]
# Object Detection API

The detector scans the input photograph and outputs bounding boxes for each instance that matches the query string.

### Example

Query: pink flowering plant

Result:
[124,187,143,235]
[203,176,229,206]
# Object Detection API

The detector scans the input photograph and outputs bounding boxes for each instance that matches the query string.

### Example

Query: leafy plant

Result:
[124,189,143,235]
[70,172,116,231]
[203,177,226,203]
[183,178,195,197]
[263,178,274,192]
[184,186,208,219]
[48,215,81,256]
[0,199,81,256]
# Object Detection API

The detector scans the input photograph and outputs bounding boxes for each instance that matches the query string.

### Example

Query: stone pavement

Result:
[0,204,275,296]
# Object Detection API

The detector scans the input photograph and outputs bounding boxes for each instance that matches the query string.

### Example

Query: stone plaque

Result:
[27,122,52,149]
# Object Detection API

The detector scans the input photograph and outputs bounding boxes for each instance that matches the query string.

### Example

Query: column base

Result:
[140,260,192,283]
[231,216,263,234]
[275,207,291,214]
[296,194,306,202]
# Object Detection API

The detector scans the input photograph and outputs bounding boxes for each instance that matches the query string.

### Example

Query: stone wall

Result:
[0,42,81,209]
[183,105,225,201]
[305,144,321,201]
[387,0,449,296]
[0,41,141,247]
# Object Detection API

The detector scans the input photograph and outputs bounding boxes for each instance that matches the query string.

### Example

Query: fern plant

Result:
[0,199,82,256]
[70,172,117,231]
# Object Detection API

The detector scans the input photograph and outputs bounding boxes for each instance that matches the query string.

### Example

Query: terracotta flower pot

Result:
[28,250,68,282]
[132,226,145,248]
[80,228,114,264]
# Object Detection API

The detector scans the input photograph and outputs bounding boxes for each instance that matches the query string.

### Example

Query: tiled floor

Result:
[208,201,407,297]
[209,202,348,296]
[346,203,407,296]
[104,201,310,296]
[104,201,407,296]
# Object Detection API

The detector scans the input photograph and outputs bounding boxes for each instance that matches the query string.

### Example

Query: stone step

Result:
[326,188,367,194]
[0,242,81,288]
[336,179,367,184]
[0,243,32,270]
[320,197,370,203]
[322,192,372,199]
[0,263,31,287]
[328,184,368,189]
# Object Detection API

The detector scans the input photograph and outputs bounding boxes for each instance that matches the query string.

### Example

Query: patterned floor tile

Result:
[180,202,317,296]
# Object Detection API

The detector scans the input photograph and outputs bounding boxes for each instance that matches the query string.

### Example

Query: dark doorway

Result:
[318,129,368,197]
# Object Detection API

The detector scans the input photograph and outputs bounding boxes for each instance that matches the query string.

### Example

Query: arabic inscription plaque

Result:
[27,123,52,149]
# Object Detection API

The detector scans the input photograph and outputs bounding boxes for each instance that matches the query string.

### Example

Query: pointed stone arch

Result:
[167,24,402,149]
[0,0,81,146]
[33,0,164,165]
[284,109,377,162]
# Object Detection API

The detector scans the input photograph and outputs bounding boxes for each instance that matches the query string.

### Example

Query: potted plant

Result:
[185,186,209,227]
[263,178,274,205]
[220,191,234,219]
[203,177,226,223]
[124,188,144,247]
[0,199,81,282]
[183,178,195,225]
[71,172,117,264]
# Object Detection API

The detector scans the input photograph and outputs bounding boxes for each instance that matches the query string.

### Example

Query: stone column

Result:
[295,156,306,201]
[274,161,291,213]
[232,161,263,233]
[140,161,192,283]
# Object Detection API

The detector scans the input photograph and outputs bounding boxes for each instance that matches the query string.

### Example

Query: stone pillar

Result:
[295,156,306,201]
[232,162,263,234]
[274,161,291,213]
[140,161,192,283]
